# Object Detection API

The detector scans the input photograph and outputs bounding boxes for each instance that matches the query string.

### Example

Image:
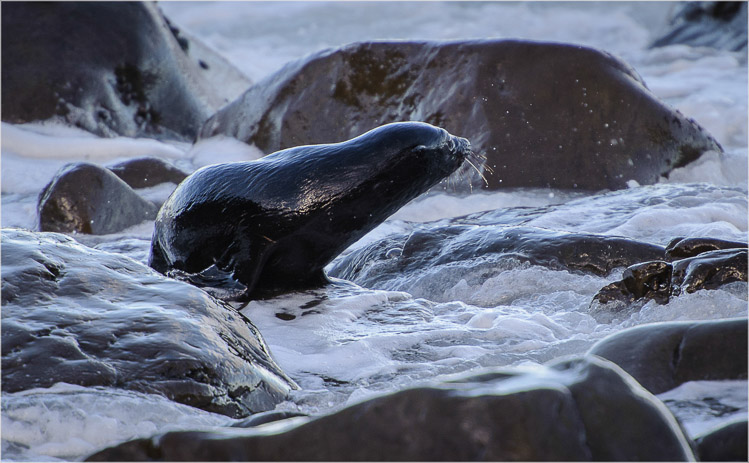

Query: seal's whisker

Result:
[464,156,489,188]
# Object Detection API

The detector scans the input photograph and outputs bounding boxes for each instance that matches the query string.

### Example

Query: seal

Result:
[149,121,473,299]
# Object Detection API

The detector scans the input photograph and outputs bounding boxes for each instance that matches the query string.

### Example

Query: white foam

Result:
[658,380,749,437]
[1,123,188,195]
[1,383,232,461]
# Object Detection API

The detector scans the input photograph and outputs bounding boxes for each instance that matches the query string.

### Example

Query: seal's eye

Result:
[446,138,456,151]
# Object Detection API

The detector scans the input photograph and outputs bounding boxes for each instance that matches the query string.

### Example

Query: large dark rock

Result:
[329,224,666,296]
[695,419,748,462]
[107,157,188,189]
[38,162,159,235]
[199,39,722,190]
[1,2,240,140]
[593,247,747,307]
[87,356,694,461]
[1,229,297,418]
[588,318,748,394]
[651,2,748,53]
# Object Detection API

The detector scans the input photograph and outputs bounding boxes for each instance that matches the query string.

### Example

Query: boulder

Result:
[1,229,297,418]
[86,356,694,461]
[329,224,666,295]
[588,318,748,394]
[107,156,188,189]
[651,2,748,53]
[38,162,159,235]
[695,419,748,461]
[199,39,722,190]
[1,2,242,140]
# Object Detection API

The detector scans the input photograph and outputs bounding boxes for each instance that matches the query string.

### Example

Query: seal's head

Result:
[150,121,472,299]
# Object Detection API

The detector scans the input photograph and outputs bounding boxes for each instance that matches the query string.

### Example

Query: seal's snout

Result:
[448,135,471,160]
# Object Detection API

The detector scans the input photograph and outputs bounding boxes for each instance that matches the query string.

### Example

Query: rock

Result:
[651,2,748,53]
[1,229,297,418]
[592,248,747,307]
[588,318,748,394]
[671,248,748,295]
[107,157,188,189]
[695,419,748,461]
[231,410,308,428]
[1,2,239,140]
[329,224,666,296]
[199,39,722,190]
[38,162,159,235]
[86,356,694,461]
[666,236,748,258]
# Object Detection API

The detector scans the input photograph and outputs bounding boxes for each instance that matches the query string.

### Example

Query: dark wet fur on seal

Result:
[149,122,472,300]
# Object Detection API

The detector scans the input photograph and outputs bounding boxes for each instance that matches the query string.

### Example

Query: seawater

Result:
[2,2,747,461]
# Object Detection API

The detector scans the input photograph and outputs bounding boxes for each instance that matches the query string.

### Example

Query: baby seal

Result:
[149,121,472,299]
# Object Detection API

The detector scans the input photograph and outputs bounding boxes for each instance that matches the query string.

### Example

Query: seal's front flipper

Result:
[230,238,278,302]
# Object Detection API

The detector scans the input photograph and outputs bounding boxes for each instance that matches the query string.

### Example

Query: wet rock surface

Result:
[107,157,188,189]
[329,224,666,295]
[588,318,748,394]
[593,246,747,309]
[1,229,297,418]
[86,356,694,461]
[651,1,748,53]
[38,162,159,235]
[0,2,240,140]
[200,39,722,190]
[695,419,748,461]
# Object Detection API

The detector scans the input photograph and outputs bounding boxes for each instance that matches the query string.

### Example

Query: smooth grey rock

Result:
[86,356,694,461]
[1,2,240,140]
[38,162,158,235]
[108,157,188,189]
[695,419,748,461]
[588,318,748,394]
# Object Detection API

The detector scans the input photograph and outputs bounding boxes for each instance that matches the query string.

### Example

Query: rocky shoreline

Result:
[2,2,747,461]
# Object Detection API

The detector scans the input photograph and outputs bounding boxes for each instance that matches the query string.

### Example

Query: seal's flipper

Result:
[231,239,278,301]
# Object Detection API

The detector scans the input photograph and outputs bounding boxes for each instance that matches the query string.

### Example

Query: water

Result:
[2,2,747,461]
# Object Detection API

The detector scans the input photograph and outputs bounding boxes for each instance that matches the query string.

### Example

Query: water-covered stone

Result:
[651,2,748,53]
[329,224,665,295]
[592,247,747,307]
[107,157,188,189]
[199,39,722,190]
[86,355,694,461]
[38,162,159,235]
[666,237,748,259]
[1,229,297,418]
[1,2,243,140]
[588,318,748,394]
